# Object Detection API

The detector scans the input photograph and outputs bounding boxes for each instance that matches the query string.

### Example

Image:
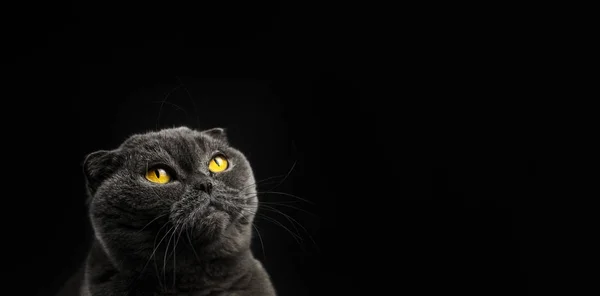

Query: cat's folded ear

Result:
[202,127,228,143]
[83,150,119,196]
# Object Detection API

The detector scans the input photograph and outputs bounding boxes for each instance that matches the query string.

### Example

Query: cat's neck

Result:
[86,239,256,294]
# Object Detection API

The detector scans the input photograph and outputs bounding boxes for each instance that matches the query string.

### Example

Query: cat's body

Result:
[78,126,276,296]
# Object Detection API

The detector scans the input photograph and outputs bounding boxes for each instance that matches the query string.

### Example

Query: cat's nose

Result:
[194,178,213,194]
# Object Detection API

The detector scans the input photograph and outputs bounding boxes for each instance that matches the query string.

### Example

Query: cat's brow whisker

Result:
[155,84,182,130]
[150,100,188,114]
[175,76,202,130]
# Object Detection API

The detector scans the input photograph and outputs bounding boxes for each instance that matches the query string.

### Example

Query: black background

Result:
[4,1,541,296]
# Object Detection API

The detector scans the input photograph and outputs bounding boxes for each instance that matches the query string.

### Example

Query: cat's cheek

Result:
[146,182,186,202]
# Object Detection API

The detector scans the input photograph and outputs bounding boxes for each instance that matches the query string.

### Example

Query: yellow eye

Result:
[209,155,229,173]
[145,168,171,184]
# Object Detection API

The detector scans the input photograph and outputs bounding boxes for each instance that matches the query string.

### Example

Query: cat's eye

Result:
[208,155,229,173]
[145,167,171,184]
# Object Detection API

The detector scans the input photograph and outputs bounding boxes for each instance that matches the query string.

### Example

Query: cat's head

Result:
[83,126,258,265]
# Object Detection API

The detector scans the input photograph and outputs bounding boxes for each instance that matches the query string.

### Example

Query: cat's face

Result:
[83,127,258,264]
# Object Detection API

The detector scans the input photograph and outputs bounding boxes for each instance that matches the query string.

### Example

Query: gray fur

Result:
[80,126,276,296]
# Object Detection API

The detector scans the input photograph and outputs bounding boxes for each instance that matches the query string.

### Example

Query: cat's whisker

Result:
[259,200,304,204]
[252,223,266,260]
[240,207,303,241]
[228,204,304,244]
[163,223,181,287]
[267,207,303,247]
[258,205,319,253]
[185,227,201,262]
[253,174,287,185]
[154,224,177,290]
[258,191,314,205]
[172,224,185,291]
[238,175,286,193]
[247,191,314,205]
[256,213,304,243]
[231,201,318,253]
[243,200,316,217]
[262,160,297,192]
[239,160,298,192]
[131,222,174,291]
[165,220,185,259]
[137,213,168,233]
[152,223,171,290]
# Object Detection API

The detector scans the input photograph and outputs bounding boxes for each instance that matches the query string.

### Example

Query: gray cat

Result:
[80,126,276,296]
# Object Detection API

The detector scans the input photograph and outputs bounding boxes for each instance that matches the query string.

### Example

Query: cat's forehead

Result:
[119,127,220,152]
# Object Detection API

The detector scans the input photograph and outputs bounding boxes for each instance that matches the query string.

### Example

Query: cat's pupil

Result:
[155,170,160,178]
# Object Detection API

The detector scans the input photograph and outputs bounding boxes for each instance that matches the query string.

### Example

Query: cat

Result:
[79,126,276,296]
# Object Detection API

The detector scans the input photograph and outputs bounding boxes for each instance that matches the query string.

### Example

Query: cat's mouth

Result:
[188,206,232,241]
[169,194,235,239]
